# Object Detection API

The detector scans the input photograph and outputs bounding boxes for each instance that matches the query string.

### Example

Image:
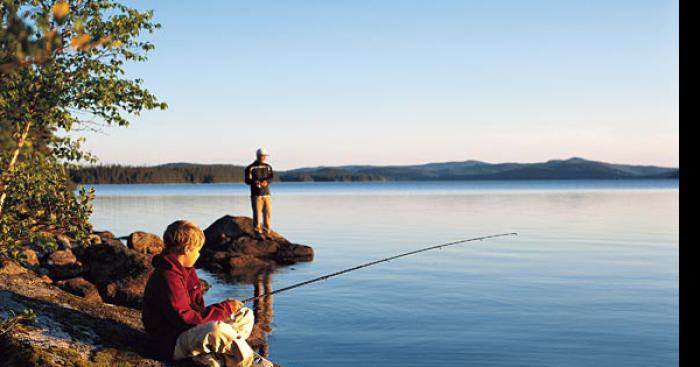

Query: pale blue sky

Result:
[79,0,679,170]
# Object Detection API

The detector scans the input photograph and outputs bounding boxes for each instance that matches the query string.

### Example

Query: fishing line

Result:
[241,232,518,304]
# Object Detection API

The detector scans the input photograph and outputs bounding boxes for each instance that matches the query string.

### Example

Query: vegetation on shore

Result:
[1,0,165,257]
[1,0,166,347]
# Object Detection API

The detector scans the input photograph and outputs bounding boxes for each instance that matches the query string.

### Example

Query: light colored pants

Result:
[251,195,272,233]
[173,307,255,363]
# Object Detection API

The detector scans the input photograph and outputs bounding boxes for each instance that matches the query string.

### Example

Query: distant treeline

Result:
[70,163,247,184]
[70,158,679,184]
[281,168,385,182]
[71,164,384,184]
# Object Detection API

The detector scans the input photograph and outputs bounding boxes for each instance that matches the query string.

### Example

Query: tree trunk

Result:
[0,120,32,217]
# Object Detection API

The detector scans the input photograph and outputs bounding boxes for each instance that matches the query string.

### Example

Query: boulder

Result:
[196,250,230,273]
[42,249,84,280]
[233,237,280,257]
[203,216,285,249]
[93,230,115,239]
[128,231,165,255]
[89,234,103,245]
[20,248,40,267]
[275,244,314,264]
[0,256,29,275]
[55,234,73,250]
[80,239,153,309]
[199,215,313,280]
[56,277,103,303]
[203,216,251,248]
[45,249,77,267]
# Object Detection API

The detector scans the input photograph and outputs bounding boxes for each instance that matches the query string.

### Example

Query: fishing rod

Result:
[241,232,518,304]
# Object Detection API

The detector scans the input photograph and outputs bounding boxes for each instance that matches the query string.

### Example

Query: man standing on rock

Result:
[245,148,274,239]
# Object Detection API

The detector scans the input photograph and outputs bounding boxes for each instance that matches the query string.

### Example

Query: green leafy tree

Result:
[0,0,166,255]
[0,152,95,254]
[1,0,110,72]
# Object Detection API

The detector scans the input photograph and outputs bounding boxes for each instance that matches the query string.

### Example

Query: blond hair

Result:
[163,220,205,253]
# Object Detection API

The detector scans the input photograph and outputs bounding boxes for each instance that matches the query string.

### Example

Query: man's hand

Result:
[226,299,243,312]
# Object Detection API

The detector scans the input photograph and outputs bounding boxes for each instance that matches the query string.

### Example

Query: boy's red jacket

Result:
[142,252,234,360]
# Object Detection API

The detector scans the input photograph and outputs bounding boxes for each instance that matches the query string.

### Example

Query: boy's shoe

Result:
[250,353,274,367]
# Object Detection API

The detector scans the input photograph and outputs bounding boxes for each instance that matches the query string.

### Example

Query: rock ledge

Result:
[197,215,314,279]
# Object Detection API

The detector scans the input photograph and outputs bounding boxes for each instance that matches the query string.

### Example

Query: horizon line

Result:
[79,156,680,170]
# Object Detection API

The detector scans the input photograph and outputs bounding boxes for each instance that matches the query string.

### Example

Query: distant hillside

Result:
[71,158,679,184]
[281,157,679,181]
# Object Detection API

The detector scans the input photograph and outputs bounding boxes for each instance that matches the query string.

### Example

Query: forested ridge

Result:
[70,163,246,184]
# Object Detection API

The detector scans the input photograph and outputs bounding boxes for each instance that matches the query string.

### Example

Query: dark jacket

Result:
[244,160,274,196]
[142,252,234,360]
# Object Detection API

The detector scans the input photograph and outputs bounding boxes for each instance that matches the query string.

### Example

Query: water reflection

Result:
[221,270,275,358]
[254,272,273,358]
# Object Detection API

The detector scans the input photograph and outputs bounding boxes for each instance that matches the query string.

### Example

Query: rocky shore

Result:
[0,215,313,366]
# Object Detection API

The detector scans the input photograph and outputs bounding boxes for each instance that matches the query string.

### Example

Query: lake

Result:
[87,180,679,367]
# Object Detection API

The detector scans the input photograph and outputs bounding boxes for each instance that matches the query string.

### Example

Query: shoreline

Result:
[1,216,310,366]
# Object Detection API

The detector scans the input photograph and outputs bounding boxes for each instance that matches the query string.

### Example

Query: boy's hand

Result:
[226,299,243,312]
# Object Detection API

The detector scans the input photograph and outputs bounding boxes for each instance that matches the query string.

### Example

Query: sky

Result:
[77,0,679,170]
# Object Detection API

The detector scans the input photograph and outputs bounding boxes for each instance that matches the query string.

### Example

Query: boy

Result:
[142,220,273,367]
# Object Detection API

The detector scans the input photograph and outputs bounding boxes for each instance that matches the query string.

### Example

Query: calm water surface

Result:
[88,180,679,367]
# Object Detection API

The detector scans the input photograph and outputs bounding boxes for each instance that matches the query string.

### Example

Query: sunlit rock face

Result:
[197,215,314,278]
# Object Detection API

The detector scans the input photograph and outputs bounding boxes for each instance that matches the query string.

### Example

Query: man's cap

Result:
[256,148,269,157]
